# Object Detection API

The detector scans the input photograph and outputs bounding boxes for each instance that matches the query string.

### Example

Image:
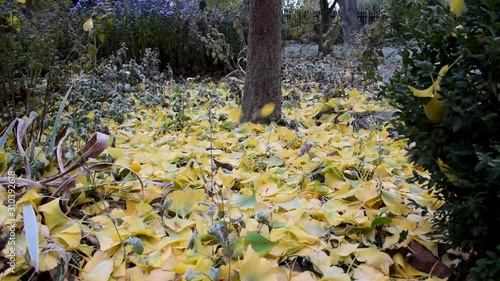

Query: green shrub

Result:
[70,0,244,76]
[384,0,443,41]
[383,0,500,278]
[0,0,80,124]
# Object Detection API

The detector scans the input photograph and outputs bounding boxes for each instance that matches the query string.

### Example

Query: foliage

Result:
[351,10,393,86]
[282,5,318,42]
[357,0,384,12]
[1,71,461,279]
[70,0,245,76]
[383,0,443,40]
[65,44,170,140]
[0,0,80,125]
[383,0,500,278]
[321,15,342,51]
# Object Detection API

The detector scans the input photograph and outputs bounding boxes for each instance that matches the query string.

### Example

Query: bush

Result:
[383,0,500,278]
[0,0,80,124]
[70,0,244,76]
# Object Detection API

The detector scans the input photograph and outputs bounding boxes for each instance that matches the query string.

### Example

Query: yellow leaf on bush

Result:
[450,0,464,16]
[437,158,459,185]
[408,85,434,98]
[424,95,444,123]
[83,18,94,31]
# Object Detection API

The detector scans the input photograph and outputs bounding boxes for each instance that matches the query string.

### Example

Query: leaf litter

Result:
[0,77,460,280]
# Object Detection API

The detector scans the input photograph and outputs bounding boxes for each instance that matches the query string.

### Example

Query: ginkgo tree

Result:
[241,0,282,123]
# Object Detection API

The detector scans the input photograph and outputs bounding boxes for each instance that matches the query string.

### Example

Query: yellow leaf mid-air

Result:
[260,103,275,118]
[83,18,94,31]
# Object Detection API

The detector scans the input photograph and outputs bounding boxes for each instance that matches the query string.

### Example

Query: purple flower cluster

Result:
[70,0,182,18]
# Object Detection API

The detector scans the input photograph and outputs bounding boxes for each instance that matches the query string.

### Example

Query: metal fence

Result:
[284,10,382,31]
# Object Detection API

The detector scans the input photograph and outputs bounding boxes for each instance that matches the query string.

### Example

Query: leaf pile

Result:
[0,81,462,280]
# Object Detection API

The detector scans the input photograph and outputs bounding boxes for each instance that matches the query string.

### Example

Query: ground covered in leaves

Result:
[1,56,463,280]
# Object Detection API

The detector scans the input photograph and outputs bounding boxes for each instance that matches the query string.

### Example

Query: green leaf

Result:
[243,232,276,257]
[0,119,16,150]
[48,85,73,156]
[231,193,256,210]
[371,216,392,228]
[87,43,97,58]
[222,120,238,131]
[97,32,105,43]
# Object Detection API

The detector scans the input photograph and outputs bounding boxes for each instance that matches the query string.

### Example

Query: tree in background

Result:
[318,0,336,54]
[338,0,360,44]
[241,0,282,123]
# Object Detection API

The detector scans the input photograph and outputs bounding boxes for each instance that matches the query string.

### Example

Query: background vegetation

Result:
[0,0,499,280]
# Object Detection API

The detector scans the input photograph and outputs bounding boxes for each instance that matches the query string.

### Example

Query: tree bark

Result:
[241,0,282,123]
[338,0,361,44]
[318,0,331,54]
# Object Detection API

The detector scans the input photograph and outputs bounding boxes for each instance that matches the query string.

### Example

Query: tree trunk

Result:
[241,0,282,123]
[318,0,331,54]
[338,0,360,44]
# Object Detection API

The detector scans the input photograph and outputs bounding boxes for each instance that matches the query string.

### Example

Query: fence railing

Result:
[284,10,382,30]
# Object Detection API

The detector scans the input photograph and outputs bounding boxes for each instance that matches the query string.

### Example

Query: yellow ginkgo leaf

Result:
[17,0,26,3]
[438,64,450,77]
[39,250,61,272]
[94,225,121,251]
[424,95,444,123]
[52,223,82,250]
[166,189,205,217]
[83,18,94,31]
[87,111,95,120]
[408,85,435,98]
[381,189,410,216]
[355,248,394,270]
[450,0,465,16]
[17,189,42,207]
[437,158,459,185]
[239,246,279,281]
[38,198,72,230]
[260,103,275,118]
[129,162,142,173]
[7,14,21,31]
[83,260,114,281]
[228,107,243,123]
[337,242,359,256]
[352,264,388,281]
